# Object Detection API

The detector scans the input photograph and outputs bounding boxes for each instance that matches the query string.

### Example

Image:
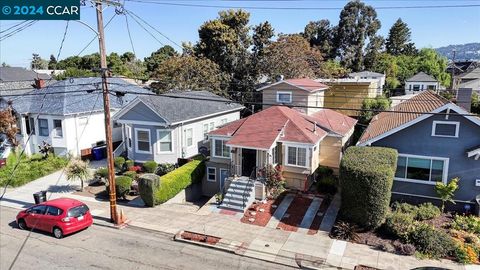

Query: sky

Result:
[0,0,479,67]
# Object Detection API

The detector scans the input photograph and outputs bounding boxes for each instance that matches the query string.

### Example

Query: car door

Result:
[43,206,63,233]
[24,205,47,230]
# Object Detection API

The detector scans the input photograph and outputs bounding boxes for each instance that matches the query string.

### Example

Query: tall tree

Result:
[144,45,178,74]
[195,9,252,92]
[385,18,416,56]
[416,48,450,87]
[150,55,230,96]
[303,20,335,59]
[31,53,48,69]
[335,0,381,71]
[48,55,57,69]
[364,35,385,70]
[252,21,274,79]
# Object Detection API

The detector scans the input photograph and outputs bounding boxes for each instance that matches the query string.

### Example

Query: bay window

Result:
[213,139,230,158]
[286,146,308,167]
[38,119,49,136]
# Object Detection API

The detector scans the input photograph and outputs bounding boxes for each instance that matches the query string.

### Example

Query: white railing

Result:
[113,141,125,158]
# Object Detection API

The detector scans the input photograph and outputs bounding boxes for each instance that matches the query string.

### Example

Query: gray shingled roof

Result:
[0,67,50,82]
[7,77,152,116]
[136,91,244,124]
[459,78,480,90]
[349,71,385,77]
[460,67,480,80]
[406,72,438,82]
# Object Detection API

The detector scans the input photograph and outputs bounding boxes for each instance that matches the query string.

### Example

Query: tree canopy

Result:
[386,18,417,56]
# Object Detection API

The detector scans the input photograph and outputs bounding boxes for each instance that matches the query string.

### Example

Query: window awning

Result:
[467,146,480,160]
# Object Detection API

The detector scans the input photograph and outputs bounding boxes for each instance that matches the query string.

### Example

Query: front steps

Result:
[219,178,255,212]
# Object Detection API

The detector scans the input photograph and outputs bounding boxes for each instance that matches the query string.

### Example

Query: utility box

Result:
[254,181,265,201]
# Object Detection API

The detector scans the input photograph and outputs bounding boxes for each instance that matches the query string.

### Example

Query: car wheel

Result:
[53,227,63,239]
[17,219,27,230]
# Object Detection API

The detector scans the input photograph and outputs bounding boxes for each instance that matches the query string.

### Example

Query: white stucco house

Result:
[1,77,152,157]
[112,91,244,164]
[405,72,444,94]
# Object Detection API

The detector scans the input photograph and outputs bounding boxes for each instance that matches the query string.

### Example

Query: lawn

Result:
[0,153,68,187]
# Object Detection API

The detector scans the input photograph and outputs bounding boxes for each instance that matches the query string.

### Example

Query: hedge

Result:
[154,159,205,205]
[339,146,398,228]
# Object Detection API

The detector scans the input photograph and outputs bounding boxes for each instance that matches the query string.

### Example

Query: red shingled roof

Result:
[210,106,356,150]
[257,78,328,93]
[308,109,358,136]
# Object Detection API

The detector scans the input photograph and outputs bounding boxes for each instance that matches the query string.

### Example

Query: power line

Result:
[76,13,117,56]
[0,21,38,42]
[124,11,165,46]
[0,21,30,34]
[124,14,137,57]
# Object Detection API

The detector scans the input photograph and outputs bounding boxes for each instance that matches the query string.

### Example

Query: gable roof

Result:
[406,72,438,83]
[0,67,50,82]
[256,78,328,93]
[210,106,356,150]
[459,67,480,80]
[307,109,358,136]
[6,77,151,116]
[119,91,244,124]
[459,78,480,90]
[349,71,385,78]
[357,91,480,145]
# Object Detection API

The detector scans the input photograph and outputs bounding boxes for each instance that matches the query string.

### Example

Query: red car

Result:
[16,198,93,238]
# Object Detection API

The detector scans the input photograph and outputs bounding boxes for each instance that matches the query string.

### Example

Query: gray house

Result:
[113,91,244,164]
[0,67,52,96]
[358,91,480,209]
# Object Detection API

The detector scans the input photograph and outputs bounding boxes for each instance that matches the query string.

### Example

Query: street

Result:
[0,206,290,270]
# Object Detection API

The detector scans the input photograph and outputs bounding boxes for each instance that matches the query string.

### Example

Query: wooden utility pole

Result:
[95,0,118,224]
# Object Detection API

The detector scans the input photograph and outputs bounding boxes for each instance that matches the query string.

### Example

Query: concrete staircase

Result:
[219,178,255,212]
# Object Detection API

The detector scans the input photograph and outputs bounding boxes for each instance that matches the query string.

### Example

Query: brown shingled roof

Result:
[358,91,450,145]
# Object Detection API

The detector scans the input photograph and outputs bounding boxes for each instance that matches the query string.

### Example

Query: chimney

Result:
[34,78,45,89]
[456,88,473,112]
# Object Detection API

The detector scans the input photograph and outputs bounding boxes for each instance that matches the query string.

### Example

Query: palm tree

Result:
[65,159,90,191]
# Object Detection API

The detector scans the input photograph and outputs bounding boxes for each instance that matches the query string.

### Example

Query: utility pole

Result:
[451,49,457,90]
[95,0,118,224]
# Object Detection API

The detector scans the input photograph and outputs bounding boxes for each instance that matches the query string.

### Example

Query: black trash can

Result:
[33,190,47,204]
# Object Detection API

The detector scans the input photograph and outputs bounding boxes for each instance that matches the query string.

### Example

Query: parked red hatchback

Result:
[16,198,93,238]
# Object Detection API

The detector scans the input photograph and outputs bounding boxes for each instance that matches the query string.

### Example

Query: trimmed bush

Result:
[114,157,125,170]
[317,175,337,195]
[415,203,441,221]
[143,160,158,173]
[154,159,205,204]
[114,176,132,199]
[409,223,455,258]
[95,167,109,179]
[123,171,137,180]
[155,163,176,176]
[384,210,415,241]
[138,173,160,207]
[125,159,134,168]
[339,146,398,228]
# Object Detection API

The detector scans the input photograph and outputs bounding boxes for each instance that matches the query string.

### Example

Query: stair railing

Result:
[242,167,256,208]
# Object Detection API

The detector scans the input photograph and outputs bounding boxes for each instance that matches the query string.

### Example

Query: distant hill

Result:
[436,43,480,61]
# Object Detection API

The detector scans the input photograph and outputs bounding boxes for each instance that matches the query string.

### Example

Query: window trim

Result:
[53,119,63,138]
[394,153,449,185]
[212,139,230,159]
[207,167,216,182]
[38,118,49,137]
[134,128,152,154]
[126,126,132,150]
[156,129,173,154]
[185,128,194,147]
[285,145,309,168]
[276,91,292,103]
[431,121,460,138]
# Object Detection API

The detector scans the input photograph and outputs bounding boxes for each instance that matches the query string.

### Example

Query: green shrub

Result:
[409,223,455,258]
[95,167,109,179]
[415,203,441,221]
[30,153,44,161]
[451,215,480,235]
[317,175,337,194]
[114,157,125,170]
[123,171,137,180]
[316,166,334,178]
[154,160,205,204]
[392,202,417,214]
[125,159,134,168]
[138,173,160,207]
[143,160,158,173]
[114,176,132,199]
[156,163,176,176]
[384,210,416,241]
[339,146,398,228]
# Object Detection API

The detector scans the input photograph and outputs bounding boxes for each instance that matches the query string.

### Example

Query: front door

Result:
[241,148,256,177]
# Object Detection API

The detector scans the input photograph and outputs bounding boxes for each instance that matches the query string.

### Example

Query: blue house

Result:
[113,91,244,164]
[358,91,480,209]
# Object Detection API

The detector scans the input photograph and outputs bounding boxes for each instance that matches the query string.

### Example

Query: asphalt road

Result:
[0,206,291,270]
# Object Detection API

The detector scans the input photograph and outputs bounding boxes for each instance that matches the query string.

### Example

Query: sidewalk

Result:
[0,172,472,270]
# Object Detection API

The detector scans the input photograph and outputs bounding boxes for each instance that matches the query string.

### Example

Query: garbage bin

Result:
[33,190,47,204]
[92,146,106,160]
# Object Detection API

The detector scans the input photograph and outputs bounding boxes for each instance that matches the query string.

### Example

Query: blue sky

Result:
[0,0,479,67]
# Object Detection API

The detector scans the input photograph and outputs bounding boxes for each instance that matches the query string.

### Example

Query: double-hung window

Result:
[53,120,62,137]
[276,91,292,103]
[157,130,172,153]
[203,124,209,140]
[432,121,459,138]
[185,128,193,147]
[38,119,49,136]
[286,146,307,167]
[135,129,151,153]
[207,167,216,182]
[213,139,230,158]
[395,154,448,184]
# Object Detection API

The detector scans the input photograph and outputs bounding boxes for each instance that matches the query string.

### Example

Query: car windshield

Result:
[67,204,89,218]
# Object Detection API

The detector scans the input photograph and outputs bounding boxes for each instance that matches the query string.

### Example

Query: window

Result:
[427,85,436,90]
[207,167,216,182]
[413,85,420,91]
[157,130,172,153]
[28,205,46,214]
[135,129,151,153]
[203,124,209,140]
[67,204,89,217]
[276,91,292,103]
[25,116,34,135]
[46,206,63,216]
[286,146,308,167]
[272,145,278,164]
[185,128,193,147]
[209,122,214,131]
[221,118,228,125]
[213,139,230,158]
[38,119,49,136]
[395,154,448,184]
[53,120,62,137]
[126,126,132,149]
[432,121,459,138]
